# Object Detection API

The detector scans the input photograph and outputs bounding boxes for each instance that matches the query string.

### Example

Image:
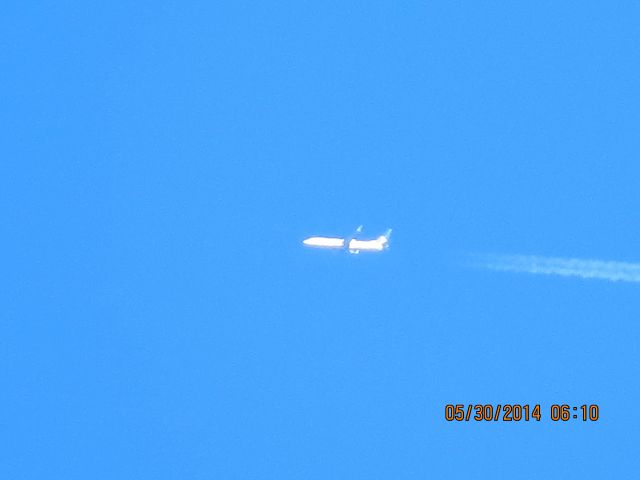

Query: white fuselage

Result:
[302,236,388,253]
[347,238,385,252]
[302,237,345,248]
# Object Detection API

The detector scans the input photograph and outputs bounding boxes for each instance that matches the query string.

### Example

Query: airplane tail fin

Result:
[378,228,392,246]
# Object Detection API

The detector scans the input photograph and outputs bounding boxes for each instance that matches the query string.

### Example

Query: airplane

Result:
[302,226,392,254]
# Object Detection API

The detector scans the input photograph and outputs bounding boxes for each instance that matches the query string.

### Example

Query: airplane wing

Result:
[346,225,363,253]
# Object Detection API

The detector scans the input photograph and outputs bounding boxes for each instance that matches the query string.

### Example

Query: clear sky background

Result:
[3,1,640,478]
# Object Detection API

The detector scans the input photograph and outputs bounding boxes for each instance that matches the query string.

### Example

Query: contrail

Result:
[472,253,640,283]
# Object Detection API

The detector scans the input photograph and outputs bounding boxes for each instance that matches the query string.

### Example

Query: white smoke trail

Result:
[476,254,640,283]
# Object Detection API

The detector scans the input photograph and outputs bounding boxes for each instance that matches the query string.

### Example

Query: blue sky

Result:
[2,1,640,478]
